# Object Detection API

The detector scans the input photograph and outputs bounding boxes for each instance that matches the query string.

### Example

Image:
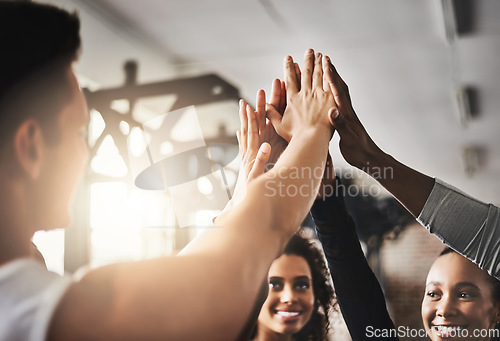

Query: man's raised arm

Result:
[47,50,335,341]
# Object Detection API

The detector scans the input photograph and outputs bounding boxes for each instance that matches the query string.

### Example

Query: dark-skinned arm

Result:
[324,56,500,280]
[312,160,397,341]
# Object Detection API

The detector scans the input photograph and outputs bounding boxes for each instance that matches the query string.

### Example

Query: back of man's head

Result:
[0,1,81,150]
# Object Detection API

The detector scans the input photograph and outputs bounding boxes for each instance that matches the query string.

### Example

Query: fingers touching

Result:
[238,99,261,162]
[322,56,331,92]
[301,48,314,90]
[283,56,299,95]
[241,50,350,165]
[237,95,274,182]
[247,104,260,158]
[294,63,301,91]
[270,79,282,115]
[311,52,323,89]
[324,55,351,114]
[256,89,266,134]
[279,81,286,113]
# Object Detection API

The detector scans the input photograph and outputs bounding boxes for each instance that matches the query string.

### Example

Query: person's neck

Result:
[0,176,36,265]
[0,210,33,265]
[253,325,293,341]
[0,230,32,266]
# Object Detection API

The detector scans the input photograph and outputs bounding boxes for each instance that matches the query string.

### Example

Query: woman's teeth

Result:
[433,325,461,336]
[276,311,300,317]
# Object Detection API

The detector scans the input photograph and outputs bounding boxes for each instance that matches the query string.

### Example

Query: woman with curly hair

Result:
[211,97,335,341]
[251,233,334,341]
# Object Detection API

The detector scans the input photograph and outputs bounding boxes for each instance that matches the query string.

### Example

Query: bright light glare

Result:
[195,210,220,228]
[88,110,105,148]
[119,121,130,135]
[110,99,130,114]
[129,127,149,158]
[197,176,213,195]
[91,182,128,230]
[86,100,242,269]
[91,135,128,177]
[89,182,177,268]
[160,141,174,155]
[32,229,65,275]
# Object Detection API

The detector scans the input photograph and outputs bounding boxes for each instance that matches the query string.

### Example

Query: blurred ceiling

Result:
[42,0,500,203]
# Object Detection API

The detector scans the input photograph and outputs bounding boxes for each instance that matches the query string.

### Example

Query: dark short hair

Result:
[439,247,500,303]
[0,1,81,148]
[439,247,500,341]
[282,233,335,341]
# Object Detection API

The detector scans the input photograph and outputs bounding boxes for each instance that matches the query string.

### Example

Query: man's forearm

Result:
[261,128,331,235]
[50,197,279,341]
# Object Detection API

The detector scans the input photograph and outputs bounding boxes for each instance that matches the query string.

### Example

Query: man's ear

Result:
[14,119,45,180]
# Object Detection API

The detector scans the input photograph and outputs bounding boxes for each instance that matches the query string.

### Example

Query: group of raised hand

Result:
[230,48,438,221]
[229,48,362,206]
[229,49,500,341]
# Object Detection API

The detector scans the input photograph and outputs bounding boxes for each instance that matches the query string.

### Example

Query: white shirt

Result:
[0,259,71,341]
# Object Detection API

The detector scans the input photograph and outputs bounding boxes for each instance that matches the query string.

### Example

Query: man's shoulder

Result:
[0,258,71,299]
[0,258,50,281]
[0,259,72,341]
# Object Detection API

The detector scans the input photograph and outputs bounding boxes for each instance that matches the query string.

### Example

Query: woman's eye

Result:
[459,292,474,299]
[295,282,310,290]
[269,281,282,290]
[426,291,439,299]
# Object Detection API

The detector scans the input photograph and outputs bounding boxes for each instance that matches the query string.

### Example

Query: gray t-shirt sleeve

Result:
[417,178,500,280]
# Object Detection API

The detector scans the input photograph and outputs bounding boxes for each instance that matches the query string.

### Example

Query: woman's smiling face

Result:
[422,252,500,341]
[257,254,315,338]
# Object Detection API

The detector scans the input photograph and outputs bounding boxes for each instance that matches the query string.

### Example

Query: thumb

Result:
[266,103,282,125]
[248,142,271,181]
[266,103,290,142]
[328,107,344,130]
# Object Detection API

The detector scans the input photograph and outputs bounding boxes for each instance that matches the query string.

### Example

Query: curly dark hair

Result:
[249,232,336,341]
[281,233,335,341]
[251,233,336,340]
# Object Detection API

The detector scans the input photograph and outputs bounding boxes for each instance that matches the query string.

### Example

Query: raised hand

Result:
[323,56,383,170]
[236,99,271,185]
[215,99,271,222]
[267,49,335,143]
[261,80,287,166]
[323,56,434,216]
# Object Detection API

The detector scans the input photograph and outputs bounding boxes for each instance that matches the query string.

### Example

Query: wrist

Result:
[290,125,332,144]
[361,149,393,180]
[348,141,382,169]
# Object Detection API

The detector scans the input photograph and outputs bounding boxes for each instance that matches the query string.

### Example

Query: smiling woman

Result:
[252,234,335,341]
[422,248,500,341]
